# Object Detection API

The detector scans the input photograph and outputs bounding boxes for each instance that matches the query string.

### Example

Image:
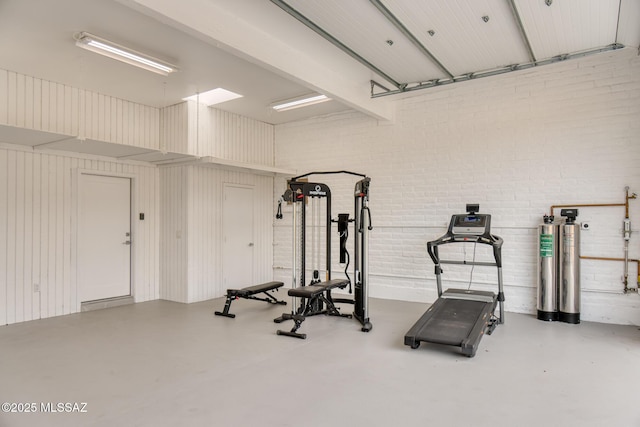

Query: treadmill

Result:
[404,205,504,357]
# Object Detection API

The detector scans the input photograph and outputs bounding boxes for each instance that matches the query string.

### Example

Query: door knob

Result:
[248,243,254,247]
[123,241,131,245]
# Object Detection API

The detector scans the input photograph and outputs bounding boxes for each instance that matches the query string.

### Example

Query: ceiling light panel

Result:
[75,32,177,76]
[284,0,447,85]
[183,88,243,106]
[272,94,330,111]
[514,0,620,60]
[382,0,531,76]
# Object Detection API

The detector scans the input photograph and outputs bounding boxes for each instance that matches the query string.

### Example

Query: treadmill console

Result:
[450,214,490,236]
[427,205,503,267]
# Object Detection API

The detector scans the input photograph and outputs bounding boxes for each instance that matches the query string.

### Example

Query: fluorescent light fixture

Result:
[183,88,243,106]
[271,94,330,112]
[75,32,177,76]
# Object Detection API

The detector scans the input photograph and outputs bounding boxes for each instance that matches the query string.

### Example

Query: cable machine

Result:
[275,171,373,338]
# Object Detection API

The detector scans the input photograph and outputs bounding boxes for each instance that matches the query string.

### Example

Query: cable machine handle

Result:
[359,206,373,232]
[276,197,283,219]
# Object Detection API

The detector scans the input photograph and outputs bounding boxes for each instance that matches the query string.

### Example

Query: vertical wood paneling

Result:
[176,166,274,303]
[24,75,33,129]
[0,146,160,325]
[41,80,50,132]
[7,72,17,127]
[0,68,161,150]
[132,165,160,303]
[40,154,50,319]
[0,67,280,323]
[62,156,72,315]
[160,102,189,154]
[0,149,7,325]
[56,83,64,135]
[15,151,25,322]
[0,69,8,125]
[47,81,56,132]
[6,150,16,324]
[159,166,188,302]
[22,152,33,322]
[54,156,63,315]
[33,78,42,132]
[152,167,160,300]
[32,154,41,320]
[198,107,274,164]
[70,87,79,138]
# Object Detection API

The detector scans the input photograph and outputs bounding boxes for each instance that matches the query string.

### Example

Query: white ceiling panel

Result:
[284,0,447,86]
[515,0,620,60]
[383,0,531,76]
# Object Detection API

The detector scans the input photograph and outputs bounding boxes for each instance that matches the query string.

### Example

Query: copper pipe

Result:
[580,256,640,293]
[580,256,639,263]
[549,187,636,217]
[549,203,624,216]
[626,186,637,218]
[551,188,637,293]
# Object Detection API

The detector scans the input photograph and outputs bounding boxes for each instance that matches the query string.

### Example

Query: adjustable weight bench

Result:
[275,279,352,339]
[215,281,286,318]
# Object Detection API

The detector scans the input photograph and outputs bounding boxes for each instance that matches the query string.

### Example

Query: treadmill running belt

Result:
[415,299,488,346]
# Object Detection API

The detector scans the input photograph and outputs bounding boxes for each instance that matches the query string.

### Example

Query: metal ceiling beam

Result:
[370,43,623,98]
[507,0,537,63]
[368,0,454,79]
[270,0,403,89]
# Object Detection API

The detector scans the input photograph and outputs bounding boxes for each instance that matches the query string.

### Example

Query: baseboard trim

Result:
[81,296,134,312]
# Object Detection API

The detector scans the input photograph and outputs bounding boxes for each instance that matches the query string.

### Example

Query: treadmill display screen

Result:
[451,214,489,235]
[459,216,484,225]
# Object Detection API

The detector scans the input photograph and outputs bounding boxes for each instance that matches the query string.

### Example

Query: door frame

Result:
[72,169,137,312]
[222,183,255,293]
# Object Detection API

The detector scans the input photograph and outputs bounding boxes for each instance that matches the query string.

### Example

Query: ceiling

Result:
[0,0,638,129]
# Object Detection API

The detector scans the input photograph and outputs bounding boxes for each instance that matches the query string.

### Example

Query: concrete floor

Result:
[1,297,639,427]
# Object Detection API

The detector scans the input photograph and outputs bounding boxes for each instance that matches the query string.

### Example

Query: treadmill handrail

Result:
[427,233,503,267]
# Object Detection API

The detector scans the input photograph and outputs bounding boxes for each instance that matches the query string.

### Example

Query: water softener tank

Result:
[559,209,580,324]
[537,215,558,321]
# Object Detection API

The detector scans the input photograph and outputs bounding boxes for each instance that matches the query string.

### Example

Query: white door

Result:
[223,184,254,290]
[79,174,131,302]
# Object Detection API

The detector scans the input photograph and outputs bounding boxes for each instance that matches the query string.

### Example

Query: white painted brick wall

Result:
[273,48,640,325]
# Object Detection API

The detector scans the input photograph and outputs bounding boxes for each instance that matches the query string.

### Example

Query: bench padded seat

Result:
[229,281,283,297]
[287,279,349,298]
[215,281,286,318]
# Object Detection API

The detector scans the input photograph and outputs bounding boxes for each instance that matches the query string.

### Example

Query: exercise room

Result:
[1,1,639,426]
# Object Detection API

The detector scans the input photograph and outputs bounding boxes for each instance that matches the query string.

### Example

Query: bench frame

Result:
[215,281,286,318]
[275,279,351,339]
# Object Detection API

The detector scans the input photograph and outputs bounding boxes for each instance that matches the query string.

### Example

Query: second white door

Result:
[222,184,254,290]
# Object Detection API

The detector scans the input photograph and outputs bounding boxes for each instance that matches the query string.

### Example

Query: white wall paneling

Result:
[273,48,640,325]
[1,69,277,325]
[160,102,190,155]
[159,165,189,303]
[0,68,159,150]
[0,145,160,325]
[160,165,275,304]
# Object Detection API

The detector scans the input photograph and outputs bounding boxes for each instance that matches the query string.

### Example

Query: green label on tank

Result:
[540,234,554,257]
